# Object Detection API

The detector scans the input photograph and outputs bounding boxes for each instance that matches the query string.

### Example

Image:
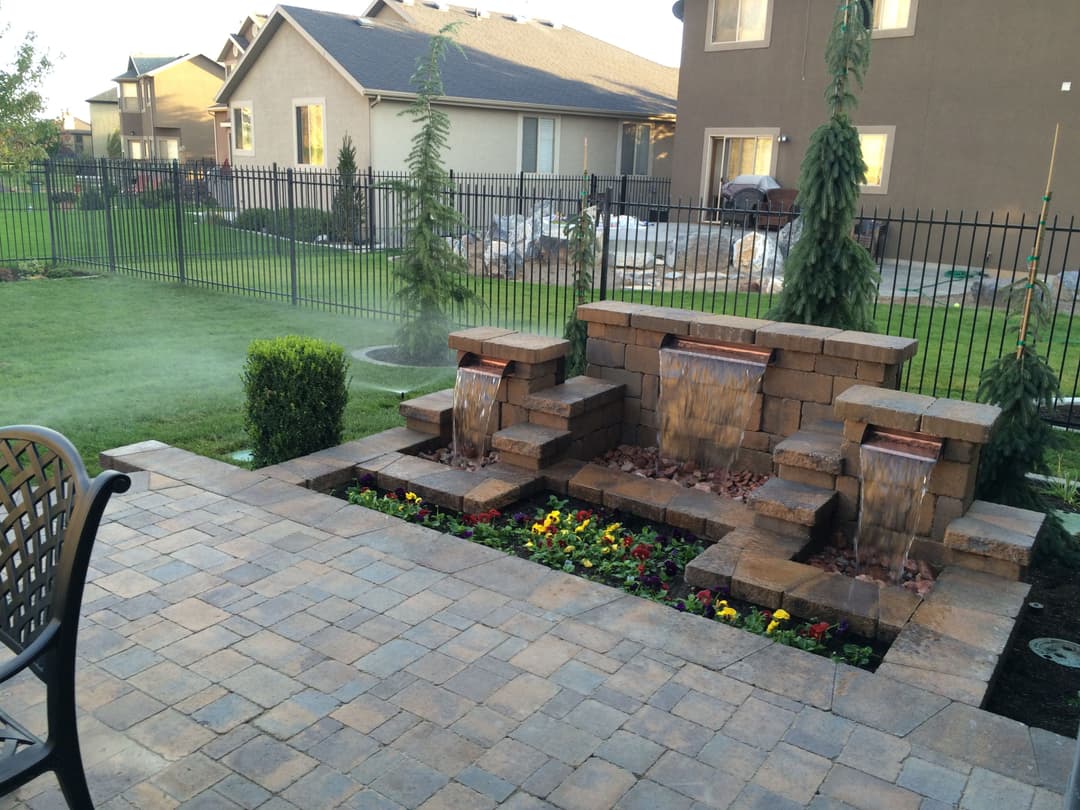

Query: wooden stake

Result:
[1016,123,1061,359]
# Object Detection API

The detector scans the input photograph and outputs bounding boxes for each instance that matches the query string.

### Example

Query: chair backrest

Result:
[0,427,129,658]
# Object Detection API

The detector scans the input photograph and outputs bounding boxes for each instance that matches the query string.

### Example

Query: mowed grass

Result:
[0,274,457,474]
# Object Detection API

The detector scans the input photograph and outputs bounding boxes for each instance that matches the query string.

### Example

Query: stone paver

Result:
[3,451,1070,810]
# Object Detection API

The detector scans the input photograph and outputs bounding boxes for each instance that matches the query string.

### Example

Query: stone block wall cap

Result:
[629,306,700,335]
[481,333,571,363]
[689,314,774,343]
[754,322,843,354]
[824,332,920,363]
[576,301,648,325]
[921,399,1002,444]
[834,386,937,432]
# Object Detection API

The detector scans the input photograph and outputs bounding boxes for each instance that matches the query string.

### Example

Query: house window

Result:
[127,139,144,160]
[232,104,253,153]
[158,138,180,161]
[620,123,651,175]
[294,102,325,166]
[119,82,141,113]
[521,116,556,173]
[707,0,772,50]
[871,0,917,37]
[856,125,895,194]
[700,127,779,212]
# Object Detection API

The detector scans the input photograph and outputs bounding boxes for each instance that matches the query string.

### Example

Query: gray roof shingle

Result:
[233,4,675,117]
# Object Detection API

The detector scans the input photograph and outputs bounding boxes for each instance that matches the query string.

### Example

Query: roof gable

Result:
[219,3,675,118]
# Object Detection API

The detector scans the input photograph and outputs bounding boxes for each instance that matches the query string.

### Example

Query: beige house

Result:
[86,88,120,158]
[214,1,677,175]
[209,14,270,164]
[114,54,226,162]
[670,0,1080,217]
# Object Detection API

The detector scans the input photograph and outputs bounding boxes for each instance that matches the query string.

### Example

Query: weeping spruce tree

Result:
[767,1,878,331]
[393,24,478,364]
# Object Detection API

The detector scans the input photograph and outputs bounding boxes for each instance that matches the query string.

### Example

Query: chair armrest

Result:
[0,622,59,684]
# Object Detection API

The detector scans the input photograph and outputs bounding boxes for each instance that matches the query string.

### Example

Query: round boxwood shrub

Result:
[242,335,349,467]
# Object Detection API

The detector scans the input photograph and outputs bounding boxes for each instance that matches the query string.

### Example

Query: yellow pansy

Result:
[766,620,779,634]
[563,546,574,554]
[601,547,611,554]
[773,609,791,621]
[582,560,593,568]
[719,606,738,621]
[525,541,534,549]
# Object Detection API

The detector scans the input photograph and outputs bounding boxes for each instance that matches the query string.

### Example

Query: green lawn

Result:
[0,274,457,474]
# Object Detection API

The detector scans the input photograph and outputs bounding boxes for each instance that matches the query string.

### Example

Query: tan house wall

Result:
[226,23,371,169]
[151,60,226,162]
[671,0,1080,216]
[88,102,119,159]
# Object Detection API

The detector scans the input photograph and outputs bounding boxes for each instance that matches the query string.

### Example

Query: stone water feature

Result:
[856,427,943,584]
[257,301,1048,708]
[452,354,510,462]
[658,336,772,472]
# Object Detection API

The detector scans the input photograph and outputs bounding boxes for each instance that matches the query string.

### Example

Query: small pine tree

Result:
[106,130,122,159]
[562,176,597,377]
[767,0,878,332]
[332,134,362,244]
[976,280,1079,566]
[392,24,479,364]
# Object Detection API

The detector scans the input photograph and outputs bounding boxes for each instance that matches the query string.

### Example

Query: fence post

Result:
[272,162,282,256]
[619,173,629,217]
[101,158,117,273]
[287,168,298,306]
[518,170,525,216]
[172,160,186,283]
[598,188,612,301]
[366,166,376,247]
[43,160,59,266]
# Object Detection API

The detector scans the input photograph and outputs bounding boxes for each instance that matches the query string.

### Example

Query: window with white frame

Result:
[158,138,179,161]
[232,104,253,153]
[871,0,917,37]
[856,125,895,194]
[620,123,651,175]
[294,101,325,166]
[521,116,556,173]
[707,0,771,50]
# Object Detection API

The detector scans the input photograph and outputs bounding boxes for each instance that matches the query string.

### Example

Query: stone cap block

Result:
[522,375,624,418]
[943,500,1044,566]
[921,399,1001,444]
[731,554,821,609]
[783,572,879,637]
[685,543,742,589]
[925,565,1031,618]
[824,332,919,364]
[689,314,773,344]
[877,587,922,642]
[754,322,842,354]
[449,326,518,355]
[629,305,699,336]
[748,477,837,527]
[463,478,521,514]
[482,333,570,364]
[399,389,455,424]
[491,423,571,458]
[833,385,935,432]
[576,300,648,326]
[773,429,843,475]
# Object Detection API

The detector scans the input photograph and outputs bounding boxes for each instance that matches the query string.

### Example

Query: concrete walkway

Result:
[2,445,1073,809]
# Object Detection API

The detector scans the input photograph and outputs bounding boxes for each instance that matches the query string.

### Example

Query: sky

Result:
[3,0,685,119]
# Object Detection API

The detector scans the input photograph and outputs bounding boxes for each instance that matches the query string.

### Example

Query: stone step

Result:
[491,423,572,461]
[399,388,455,436]
[943,500,1044,567]
[747,477,836,527]
[522,375,625,418]
[684,527,810,591]
[772,422,843,475]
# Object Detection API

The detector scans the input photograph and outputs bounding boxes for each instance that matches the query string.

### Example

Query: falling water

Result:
[856,444,937,584]
[658,346,768,472]
[453,366,503,463]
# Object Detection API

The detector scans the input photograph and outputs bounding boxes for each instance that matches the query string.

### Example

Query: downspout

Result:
[368,93,381,169]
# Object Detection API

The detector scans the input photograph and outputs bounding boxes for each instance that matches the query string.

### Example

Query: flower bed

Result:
[347,475,878,668]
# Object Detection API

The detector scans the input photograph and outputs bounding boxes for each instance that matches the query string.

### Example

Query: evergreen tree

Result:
[332,134,362,244]
[767,0,878,331]
[106,130,122,159]
[562,175,597,377]
[393,24,479,364]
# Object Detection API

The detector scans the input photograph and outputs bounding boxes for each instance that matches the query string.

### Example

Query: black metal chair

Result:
[0,426,130,808]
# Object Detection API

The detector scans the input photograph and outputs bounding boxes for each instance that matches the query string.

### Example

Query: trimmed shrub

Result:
[233,206,331,242]
[234,206,276,233]
[79,188,107,211]
[242,336,349,467]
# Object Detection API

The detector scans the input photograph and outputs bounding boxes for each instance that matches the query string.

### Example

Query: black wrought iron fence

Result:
[4,158,1079,422]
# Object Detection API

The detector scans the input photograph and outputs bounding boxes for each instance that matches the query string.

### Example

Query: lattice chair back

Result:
[0,426,130,808]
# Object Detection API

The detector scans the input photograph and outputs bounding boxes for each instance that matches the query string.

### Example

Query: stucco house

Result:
[86,88,120,159]
[209,14,270,164]
[213,1,677,176]
[114,54,227,162]
[670,0,1080,217]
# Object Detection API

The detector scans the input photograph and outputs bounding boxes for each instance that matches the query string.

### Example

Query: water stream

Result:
[658,347,768,472]
[855,445,937,584]
[452,366,503,463]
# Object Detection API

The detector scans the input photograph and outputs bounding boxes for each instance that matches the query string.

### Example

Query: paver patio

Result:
[1,445,1073,809]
